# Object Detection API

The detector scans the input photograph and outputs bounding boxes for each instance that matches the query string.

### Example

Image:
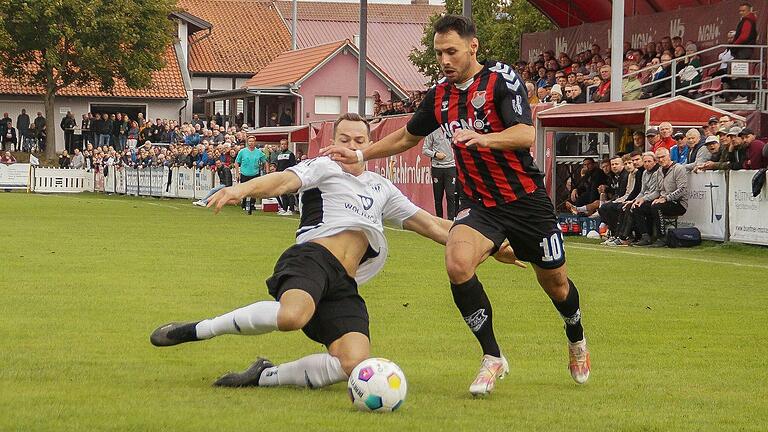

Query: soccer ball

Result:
[347,358,407,413]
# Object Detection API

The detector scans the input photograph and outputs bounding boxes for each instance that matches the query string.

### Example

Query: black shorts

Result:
[453,188,565,269]
[266,242,369,347]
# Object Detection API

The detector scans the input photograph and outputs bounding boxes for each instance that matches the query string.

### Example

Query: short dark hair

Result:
[740,2,752,8]
[630,150,643,158]
[433,14,476,39]
[333,113,370,137]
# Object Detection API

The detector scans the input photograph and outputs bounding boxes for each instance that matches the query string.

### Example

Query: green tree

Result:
[410,0,553,85]
[0,0,176,158]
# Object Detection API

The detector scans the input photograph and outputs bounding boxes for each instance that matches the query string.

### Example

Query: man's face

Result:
[624,159,635,172]
[632,155,644,168]
[627,65,639,78]
[537,87,548,100]
[647,134,660,145]
[731,135,743,146]
[599,67,610,80]
[280,140,289,150]
[333,119,370,173]
[633,134,644,148]
[434,30,477,83]
[659,123,673,138]
[742,133,755,143]
[718,116,732,129]
[707,141,721,154]
[583,159,595,171]
[686,134,699,147]
[600,161,611,174]
[642,155,657,170]
[610,158,623,174]
[656,150,672,167]
[739,5,750,17]
[247,138,256,149]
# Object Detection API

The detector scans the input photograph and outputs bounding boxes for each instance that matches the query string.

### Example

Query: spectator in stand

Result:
[96,113,110,147]
[726,126,750,170]
[59,150,71,168]
[565,157,608,215]
[526,82,539,105]
[645,127,662,152]
[718,115,734,131]
[622,64,642,101]
[80,114,91,149]
[16,109,30,151]
[630,130,645,153]
[71,148,85,169]
[0,113,10,141]
[564,83,586,104]
[678,43,701,96]
[601,152,644,246]
[192,114,204,129]
[694,136,725,172]
[275,139,298,215]
[669,131,687,163]
[641,54,673,98]
[632,148,686,247]
[591,65,612,103]
[730,2,758,102]
[602,155,629,202]
[741,128,767,169]
[536,86,549,103]
[119,114,130,150]
[60,111,77,153]
[679,128,709,171]
[2,120,17,152]
[654,122,675,151]
[549,84,563,104]
[279,108,294,126]
[235,136,267,213]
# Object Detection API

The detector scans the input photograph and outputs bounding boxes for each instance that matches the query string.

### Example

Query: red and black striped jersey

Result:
[407,60,544,207]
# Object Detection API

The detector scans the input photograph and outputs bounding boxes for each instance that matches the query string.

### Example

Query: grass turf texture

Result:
[1,192,767,431]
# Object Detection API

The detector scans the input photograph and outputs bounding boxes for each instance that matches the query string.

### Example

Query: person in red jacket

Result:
[729,3,758,102]
[741,128,767,169]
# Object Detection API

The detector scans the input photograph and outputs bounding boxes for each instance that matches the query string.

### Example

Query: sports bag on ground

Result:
[666,227,701,248]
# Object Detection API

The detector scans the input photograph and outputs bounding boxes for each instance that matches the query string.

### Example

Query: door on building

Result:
[89,104,147,123]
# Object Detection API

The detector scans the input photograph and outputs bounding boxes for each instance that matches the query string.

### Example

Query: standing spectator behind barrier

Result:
[61,111,77,153]
[80,114,91,148]
[739,128,767,169]
[680,129,709,171]
[17,109,30,151]
[2,120,17,152]
[632,148,687,247]
[422,129,456,220]
[235,136,267,214]
[59,150,71,168]
[730,3,758,102]
[669,132,688,163]
[275,139,297,215]
[655,122,675,151]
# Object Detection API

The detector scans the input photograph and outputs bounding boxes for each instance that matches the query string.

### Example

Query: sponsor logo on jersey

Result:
[358,194,374,210]
[470,91,487,109]
[441,100,449,111]
[464,309,488,332]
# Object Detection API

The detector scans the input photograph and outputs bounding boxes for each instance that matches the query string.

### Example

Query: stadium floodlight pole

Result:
[291,0,297,50]
[610,0,624,102]
[357,0,368,116]
[463,0,472,18]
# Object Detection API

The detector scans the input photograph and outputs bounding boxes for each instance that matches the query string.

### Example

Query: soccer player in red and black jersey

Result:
[322,14,590,395]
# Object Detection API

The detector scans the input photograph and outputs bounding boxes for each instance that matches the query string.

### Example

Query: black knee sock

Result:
[450,275,501,357]
[552,279,584,343]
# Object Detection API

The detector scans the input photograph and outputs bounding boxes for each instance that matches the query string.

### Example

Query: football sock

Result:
[258,353,347,388]
[195,301,280,339]
[450,275,501,358]
[552,279,584,343]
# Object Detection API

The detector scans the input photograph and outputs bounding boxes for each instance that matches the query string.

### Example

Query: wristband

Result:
[355,149,365,163]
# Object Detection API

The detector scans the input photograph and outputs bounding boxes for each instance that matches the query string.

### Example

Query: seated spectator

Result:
[537,86,550,103]
[625,152,662,245]
[600,152,644,246]
[591,66,611,102]
[630,130,645,153]
[669,131,688,163]
[602,155,629,202]
[71,148,85,169]
[526,82,539,105]
[741,128,767,169]
[564,84,586,104]
[622,64,642,100]
[548,85,563,103]
[631,147,686,247]
[1,150,16,164]
[59,150,71,168]
[678,43,701,95]
[565,157,608,215]
[641,54,674,98]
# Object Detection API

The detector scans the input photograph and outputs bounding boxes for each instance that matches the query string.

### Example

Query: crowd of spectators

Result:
[562,114,767,247]
[515,2,759,105]
[373,90,425,117]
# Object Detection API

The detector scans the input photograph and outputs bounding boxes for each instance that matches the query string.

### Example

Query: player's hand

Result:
[435,151,446,160]
[206,186,242,214]
[453,129,490,148]
[493,241,527,268]
[320,145,358,164]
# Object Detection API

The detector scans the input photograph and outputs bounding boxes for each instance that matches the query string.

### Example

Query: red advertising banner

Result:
[521,0,767,62]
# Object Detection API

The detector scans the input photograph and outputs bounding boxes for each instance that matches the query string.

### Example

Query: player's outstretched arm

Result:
[207,171,301,214]
[320,126,423,164]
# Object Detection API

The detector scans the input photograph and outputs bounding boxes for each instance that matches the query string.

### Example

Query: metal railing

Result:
[620,44,767,111]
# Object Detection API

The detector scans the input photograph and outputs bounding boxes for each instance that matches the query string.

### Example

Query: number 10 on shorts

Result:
[540,232,563,263]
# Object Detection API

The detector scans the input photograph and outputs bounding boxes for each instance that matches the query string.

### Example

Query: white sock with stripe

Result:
[195,301,280,339]
[258,353,347,388]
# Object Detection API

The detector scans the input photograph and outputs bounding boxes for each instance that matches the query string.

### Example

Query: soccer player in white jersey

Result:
[150,113,524,390]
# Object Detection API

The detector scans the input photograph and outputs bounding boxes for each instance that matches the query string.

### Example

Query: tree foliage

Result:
[0,0,176,157]
[409,0,553,85]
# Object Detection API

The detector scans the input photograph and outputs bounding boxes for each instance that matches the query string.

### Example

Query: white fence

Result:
[19,165,768,246]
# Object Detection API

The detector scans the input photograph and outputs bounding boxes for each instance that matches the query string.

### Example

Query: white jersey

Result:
[286,157,421,284]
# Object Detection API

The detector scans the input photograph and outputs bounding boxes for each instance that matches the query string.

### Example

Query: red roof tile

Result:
[179,0,291,75]
[0,46,187,99]
[273,1,443,23]
[244,40,346,88]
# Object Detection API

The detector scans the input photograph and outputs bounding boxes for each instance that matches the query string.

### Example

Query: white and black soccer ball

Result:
[347,358,407,413]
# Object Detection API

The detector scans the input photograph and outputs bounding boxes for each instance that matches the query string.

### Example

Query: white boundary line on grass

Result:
[386,226,768,270]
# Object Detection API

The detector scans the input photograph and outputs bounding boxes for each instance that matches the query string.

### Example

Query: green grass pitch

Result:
[1,192,767,431]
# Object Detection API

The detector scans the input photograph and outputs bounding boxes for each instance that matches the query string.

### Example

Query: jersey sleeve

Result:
[286,156,337,192]
[381,181,421,227]
[492,66,533,127]
[406,87,440,137]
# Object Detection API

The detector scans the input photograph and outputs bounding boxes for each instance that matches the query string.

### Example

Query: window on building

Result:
[192,90,208,116]
[314,96,342,115]
[347,97,374,116]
